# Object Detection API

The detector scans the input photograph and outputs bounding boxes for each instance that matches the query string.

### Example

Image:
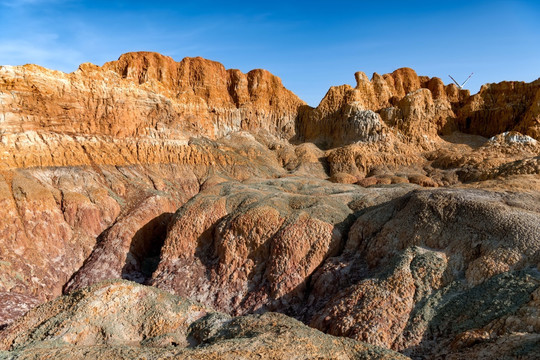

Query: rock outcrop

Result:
[457,79,540,139]
[60,179,540,359]
[309,189,540,358]
[1,52,540,359]
[0,280,407,360]
[67,178,413,315]
[0,52,304,170]
[0,132,294,325]
[297,68,540,151]
[296,68,469,148]
[0,165,195,311]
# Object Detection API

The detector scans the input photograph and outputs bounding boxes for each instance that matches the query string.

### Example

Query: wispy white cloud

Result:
[0,1,85,71]
[0,34,83,71]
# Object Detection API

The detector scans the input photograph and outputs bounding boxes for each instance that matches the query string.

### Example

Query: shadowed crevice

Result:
[121,212,173,284]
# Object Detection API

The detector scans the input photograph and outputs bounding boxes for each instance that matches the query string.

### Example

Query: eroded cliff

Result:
[0,52,539,359]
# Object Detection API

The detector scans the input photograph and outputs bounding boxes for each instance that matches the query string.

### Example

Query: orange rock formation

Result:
[0,52,539,360]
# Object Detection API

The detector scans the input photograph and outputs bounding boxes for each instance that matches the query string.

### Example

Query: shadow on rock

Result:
[121,212,173,283]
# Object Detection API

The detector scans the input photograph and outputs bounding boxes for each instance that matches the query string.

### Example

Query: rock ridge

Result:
[1,52,540,360]
[0,52,304,170]
[0,280,408,360]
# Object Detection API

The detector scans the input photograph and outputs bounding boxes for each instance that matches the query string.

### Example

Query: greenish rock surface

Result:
[0,280,408,360]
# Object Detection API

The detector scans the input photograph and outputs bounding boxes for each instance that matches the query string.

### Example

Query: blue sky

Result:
[1,0,539,106]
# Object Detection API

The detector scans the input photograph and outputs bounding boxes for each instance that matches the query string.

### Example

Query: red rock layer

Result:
[0,52,304,169]
[297,68,540,148]
[457,79,540,139]
[296,68,471,147]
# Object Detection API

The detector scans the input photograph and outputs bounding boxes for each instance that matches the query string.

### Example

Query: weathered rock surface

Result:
[63,195,178,291]
[0,165,196,319]
[429,131,540,184]
[308,189,540,358]
[67,177,414,315]
[0,136,295,323]
[0,52,303,143]
[0,293,40,330]
[0,52,304,173]
[0,280,408,360]
[61,179,540,359]
[296,68,468,148]
[1,52,540,359]
[297,68,540,156]
[0,53,538,194]
[457,79,540,139]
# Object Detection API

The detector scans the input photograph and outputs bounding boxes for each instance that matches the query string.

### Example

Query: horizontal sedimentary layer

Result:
[1,52,539,171]
[0,52,539,360]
